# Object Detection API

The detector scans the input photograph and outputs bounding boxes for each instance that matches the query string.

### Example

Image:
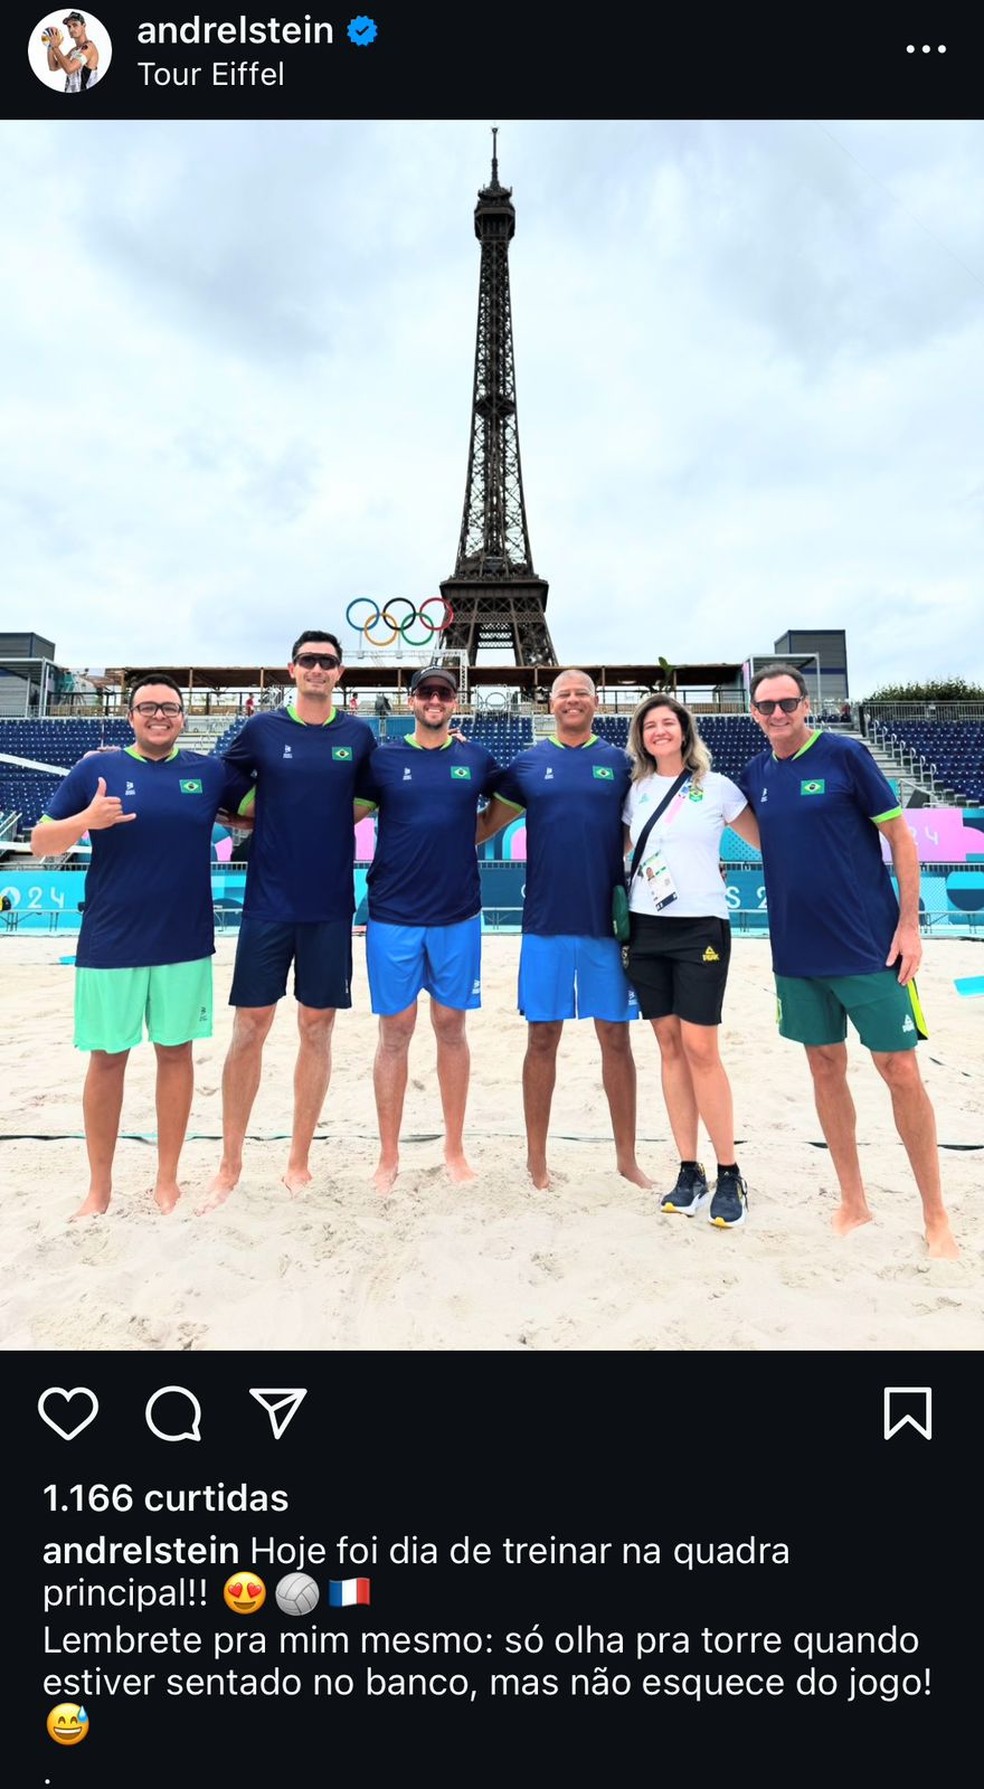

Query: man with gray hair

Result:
[477,669,652,1192]
[738,661,957,1258]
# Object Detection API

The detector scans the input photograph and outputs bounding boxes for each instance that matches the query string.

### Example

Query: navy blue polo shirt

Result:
[222,706,376,923]
[737,731,904,977]
[361,736,500,926]
[42,748,250,969]
[493,736,631,937]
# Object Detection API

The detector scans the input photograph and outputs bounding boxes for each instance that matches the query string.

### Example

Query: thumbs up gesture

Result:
[86,776,137,830]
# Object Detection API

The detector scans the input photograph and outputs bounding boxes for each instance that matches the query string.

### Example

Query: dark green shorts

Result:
[774,969,927,1053]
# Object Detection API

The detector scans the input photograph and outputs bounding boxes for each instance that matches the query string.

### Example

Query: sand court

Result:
[0,933,980,1353]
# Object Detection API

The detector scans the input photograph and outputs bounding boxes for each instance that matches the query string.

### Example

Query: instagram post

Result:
[13,1351,975,1775]
[1,9,980,1774]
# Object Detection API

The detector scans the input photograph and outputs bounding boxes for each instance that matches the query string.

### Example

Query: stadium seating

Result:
[872,721,984,802]
[0,719,131,833]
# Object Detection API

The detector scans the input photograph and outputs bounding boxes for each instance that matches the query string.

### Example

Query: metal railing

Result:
[863,700,984,725]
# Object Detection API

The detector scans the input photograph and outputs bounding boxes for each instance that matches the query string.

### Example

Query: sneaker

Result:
[708,1170,748,1228]
[660,1162,710,1217]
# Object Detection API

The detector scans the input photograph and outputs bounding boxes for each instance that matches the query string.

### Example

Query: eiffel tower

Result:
[440,134,557,668]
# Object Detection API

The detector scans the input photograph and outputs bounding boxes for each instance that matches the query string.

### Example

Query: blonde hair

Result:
[627,694,712,788]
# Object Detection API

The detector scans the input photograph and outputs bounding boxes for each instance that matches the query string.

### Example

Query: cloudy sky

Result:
[2,117,982,697]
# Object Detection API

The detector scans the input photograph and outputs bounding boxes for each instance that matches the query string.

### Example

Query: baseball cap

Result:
[409,665,457,694]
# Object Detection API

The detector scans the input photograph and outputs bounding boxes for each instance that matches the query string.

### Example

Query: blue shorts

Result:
[518,934,639,1023]
[229,918,352,1010]
[366,915,482,1015]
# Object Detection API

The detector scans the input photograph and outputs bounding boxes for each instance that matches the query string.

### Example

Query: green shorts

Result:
[775,969,928,1053]
[74,959,214,1054]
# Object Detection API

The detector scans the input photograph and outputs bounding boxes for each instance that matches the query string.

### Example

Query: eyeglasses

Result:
[131,701,183,717]
[413,685,455,701]
[295,652,340,670]
[752,696,805,717]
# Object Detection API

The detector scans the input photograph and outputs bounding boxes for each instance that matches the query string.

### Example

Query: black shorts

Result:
[229,918,353,1010]
[627,913,732,1026]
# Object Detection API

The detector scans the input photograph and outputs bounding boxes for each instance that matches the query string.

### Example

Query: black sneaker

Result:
[660,1162,710,1217]
[708,1170,748,1228]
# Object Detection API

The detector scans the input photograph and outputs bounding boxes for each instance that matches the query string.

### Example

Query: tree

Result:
[862,676,984,702]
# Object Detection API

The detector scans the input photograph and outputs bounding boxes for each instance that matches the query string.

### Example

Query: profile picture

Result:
[28,10,112,92]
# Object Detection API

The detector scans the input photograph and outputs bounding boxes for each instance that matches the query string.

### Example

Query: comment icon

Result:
[145,1384,203,1442]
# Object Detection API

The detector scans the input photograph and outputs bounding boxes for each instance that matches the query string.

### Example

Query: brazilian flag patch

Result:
[451,765,472,779]
[332,747,353,761]
[800,779,825,795]
[179,779,203,794]
[592,766,615,780]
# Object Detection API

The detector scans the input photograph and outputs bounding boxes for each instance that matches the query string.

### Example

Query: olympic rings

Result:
[345,597,455,648]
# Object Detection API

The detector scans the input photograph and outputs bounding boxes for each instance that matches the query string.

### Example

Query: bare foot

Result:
[198,1165,241,1214]
[282,1165,313,1197]
[526,1159,550,1190]
[617,1157,654,1190]
[153,1180,182,1215]
[925,1215,959,1260]
[70,1190,111,1219]
[373,1158,399,1194]
[444,1150,477,1184]
[831,1204,874,1236]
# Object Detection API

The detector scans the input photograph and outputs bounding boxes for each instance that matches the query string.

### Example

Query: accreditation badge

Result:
[639,848,678,912]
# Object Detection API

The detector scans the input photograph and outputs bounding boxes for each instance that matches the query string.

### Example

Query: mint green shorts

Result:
[775,969,927,1054]
[74,959,214,1054]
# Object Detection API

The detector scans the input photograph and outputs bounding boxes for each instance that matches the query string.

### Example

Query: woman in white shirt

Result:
[623,695,759,1228]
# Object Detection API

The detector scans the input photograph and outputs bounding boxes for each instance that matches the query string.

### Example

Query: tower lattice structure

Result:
[440,137,557,668]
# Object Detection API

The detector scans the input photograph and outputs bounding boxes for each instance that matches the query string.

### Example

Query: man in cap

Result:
[46,12,100,90]
[356,664,500,1191]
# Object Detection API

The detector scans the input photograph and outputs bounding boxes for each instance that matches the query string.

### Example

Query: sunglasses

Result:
[413,684,455,700]
[295,653,340,670]
[131,701,182,717]
[752,696,805,716]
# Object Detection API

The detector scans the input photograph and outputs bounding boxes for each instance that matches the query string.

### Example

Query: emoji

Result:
[47,1702,89,1745]
[223,1571,266,1613]
[276,1571,321,1616]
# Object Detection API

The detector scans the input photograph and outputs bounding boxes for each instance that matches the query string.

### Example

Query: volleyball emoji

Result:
[275,1572,321,1617]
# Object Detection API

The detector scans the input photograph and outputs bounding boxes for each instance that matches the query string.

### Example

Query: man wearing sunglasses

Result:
[204,630,376,1206]
[738,663,957,1258]
[31,675,251,1217]
[354,663,500,1192]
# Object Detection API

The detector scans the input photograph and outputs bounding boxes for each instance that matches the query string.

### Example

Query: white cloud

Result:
[1,116,982,695]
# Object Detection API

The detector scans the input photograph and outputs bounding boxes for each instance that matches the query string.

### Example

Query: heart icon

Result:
[38,1386,99,1441]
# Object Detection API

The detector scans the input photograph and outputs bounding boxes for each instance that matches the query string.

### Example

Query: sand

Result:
[0,933,980,1353]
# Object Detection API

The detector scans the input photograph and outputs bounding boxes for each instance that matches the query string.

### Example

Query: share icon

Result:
[249,1388,308,1439]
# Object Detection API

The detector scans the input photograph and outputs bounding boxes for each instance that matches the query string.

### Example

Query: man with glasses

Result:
[31,676,250,1217]
[204,631,376,1206]
[355,664,499,1192]
[738,662,958,1258]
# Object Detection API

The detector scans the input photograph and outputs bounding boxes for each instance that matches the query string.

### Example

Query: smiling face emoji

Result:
[223,1571,266,1614]
[47,1702,89,1745]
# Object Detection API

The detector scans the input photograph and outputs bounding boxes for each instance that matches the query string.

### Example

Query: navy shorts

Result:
[229,918,352,1010]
